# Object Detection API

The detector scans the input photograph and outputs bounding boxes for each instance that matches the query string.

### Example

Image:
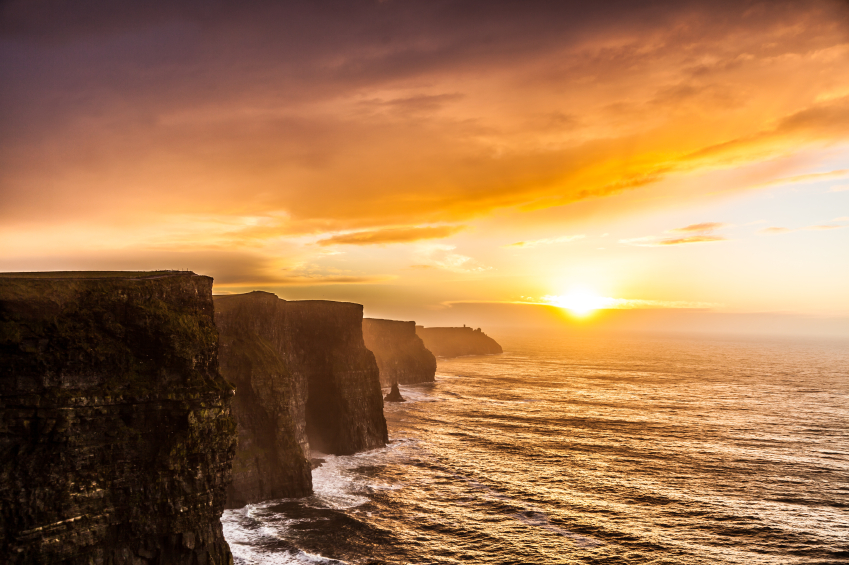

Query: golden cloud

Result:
[669,223,728,233]
[505,235,586,248]
[316,225,465,246]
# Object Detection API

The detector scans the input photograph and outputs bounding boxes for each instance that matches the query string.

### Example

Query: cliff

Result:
[214,292,387,509]
[362,318,436,386]
[0,271,236,565]
[214,293,311,509]
[415,326,503,358]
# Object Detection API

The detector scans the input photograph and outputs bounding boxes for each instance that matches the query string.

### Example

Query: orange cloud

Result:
[658,235,727,245]
[505,235,585,248]
[2,0,849,239]
[669,223,728,233]
[623,221,728,246]
[316,225,465,246]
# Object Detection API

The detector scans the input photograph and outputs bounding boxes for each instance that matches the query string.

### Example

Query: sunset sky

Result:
[2,1,848,329]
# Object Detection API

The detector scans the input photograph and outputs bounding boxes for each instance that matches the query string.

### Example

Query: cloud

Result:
[753,169,849,189]
[668,222,728,233]
[214,274,395,288]
[759,224,847,235]
[501,296,723,310]
[622,221,728,246]
[657,235,727,245]
[505,234,585,248]
[2,0,849,293]
[412,243,489,273]
[316,225,465,246]
[3,0,849,241]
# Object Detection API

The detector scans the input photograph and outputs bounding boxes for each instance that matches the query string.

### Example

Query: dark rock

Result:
[214,292,387,509]
[0,271,236,565]
[384,382,406,402]
[415,326,503,358]
[362,318,436,386]
[214,292,311,509]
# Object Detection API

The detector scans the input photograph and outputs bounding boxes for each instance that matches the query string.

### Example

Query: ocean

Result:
[222,330,849,564]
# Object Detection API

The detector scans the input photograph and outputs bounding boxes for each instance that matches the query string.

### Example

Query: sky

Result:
[2,0,849,333]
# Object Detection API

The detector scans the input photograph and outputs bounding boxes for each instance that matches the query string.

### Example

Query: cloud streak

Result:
[760,224,847,235]
[505,235,585,248]
[316,225,465,246]
[622,222,729,246]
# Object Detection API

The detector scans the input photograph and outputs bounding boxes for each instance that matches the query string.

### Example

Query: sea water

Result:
[222,331,849,564]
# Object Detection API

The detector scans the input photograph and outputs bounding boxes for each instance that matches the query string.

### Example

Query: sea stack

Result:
[362,318,436,386]
[384,382,406,402]
[0,272,236,564]
[215,291,388,509]
[415,326,503,358]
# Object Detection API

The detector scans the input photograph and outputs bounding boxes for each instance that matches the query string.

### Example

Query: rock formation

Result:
[362,318,436,386]
[0,271,236,565]
[214,292,387,509]
[415,326,503,358]
[383,382,406,402]
[214,292,311,509]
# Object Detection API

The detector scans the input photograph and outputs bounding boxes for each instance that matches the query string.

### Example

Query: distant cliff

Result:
[362,318,436,386]
[0,272,236,564]
[215,292,387,509]
[415,326,503,358]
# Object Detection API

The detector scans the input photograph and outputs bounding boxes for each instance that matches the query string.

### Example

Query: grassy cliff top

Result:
[0,270,197,279]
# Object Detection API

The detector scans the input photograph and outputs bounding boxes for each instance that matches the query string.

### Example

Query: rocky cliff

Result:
[362,318,436,386]
[214,292,387,509]
[214,292,311,509]
[415,326,503,358]
[0,271,236,565]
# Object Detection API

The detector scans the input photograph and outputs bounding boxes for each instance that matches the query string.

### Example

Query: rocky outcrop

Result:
[362,318,436,386]
[0,271,236,565]
[214,292,387,509]
[415,326,503,358]
[383,383,406,403]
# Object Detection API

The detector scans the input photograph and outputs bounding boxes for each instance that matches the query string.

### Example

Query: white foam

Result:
[309,439,414,510]
[231,547,348,565]
[223,504,348,564]
[224,432,418,562]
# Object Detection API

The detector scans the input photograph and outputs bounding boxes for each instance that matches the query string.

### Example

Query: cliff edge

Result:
[415,326,503,358]
[214,292,387,509]
[362,318,436,386]
[0,271,236,564]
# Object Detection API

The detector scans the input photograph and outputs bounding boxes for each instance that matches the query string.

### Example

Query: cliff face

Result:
[288,301,387,456]
[214,292,387,509]
[214,293,311,510]
[362,318,436,386]
[415,326,503,358]
[0,272,236,565]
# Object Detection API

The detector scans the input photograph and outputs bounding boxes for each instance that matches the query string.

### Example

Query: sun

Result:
[544,289,610,317]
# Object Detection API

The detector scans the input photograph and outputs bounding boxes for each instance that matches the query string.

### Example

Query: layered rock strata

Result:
[415,326,503,358]
[362,318,436,386]
[0,271,236,565]
[214,292,387,509]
